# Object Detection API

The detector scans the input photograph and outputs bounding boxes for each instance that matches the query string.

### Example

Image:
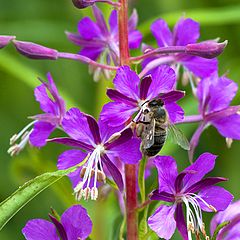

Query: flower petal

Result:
[139,75,152,100]
[22,219,60,240]
[129,30,142,49]
[153,156,178,194]
[150,189,174,202]
[151,19,173,47]
[109,9,118,34]
[160,90,185,104]
[92,5,108,36]
[61,205,92,240]
[175,203,188,240]
[100,102,137,127]
[78,17,102,40]
[108,137,142,164]
[85,114,101,144]
[148,65,176,99]
[79,47,103,61]
[62,108,94,145]
[29,121,55,147]
[198,186,233,212]
[102,154,124,192]
[173,18,200,46]
[107,89,137,106]
[180,55,217,78]
[113,66,140,100]
[57,149,87,187]
[164,102,184,124]
[212,114,240,140]
[182,152,217,191]
[148,204,176,240]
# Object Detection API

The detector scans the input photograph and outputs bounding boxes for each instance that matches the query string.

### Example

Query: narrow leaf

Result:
[0,163,83,231]
[212,221,230,240]
[138,156,148,203]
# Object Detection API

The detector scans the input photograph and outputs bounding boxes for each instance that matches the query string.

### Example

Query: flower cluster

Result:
[1,1,239,240]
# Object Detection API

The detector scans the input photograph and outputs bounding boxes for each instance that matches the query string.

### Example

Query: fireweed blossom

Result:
[50,108,141,200]
[100,65,185,127]
[210,200,240,239]
[22,205,92,240]
[141,17,217,79]
[148,153,233,240]
[185,73,240,160]
[66,5,142,79]
[8,73,66,156]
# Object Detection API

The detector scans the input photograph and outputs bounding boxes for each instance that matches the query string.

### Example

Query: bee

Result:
[136,99,190,157]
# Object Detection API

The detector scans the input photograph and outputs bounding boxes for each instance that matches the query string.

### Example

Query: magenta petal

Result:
[62,108,94,145]
[100,102,137,127]
[113,66,140,100]
[160,90,185,104]
[109,137,142,164]
[212,114,240,140]
[85,114,101,144]
[79,47,103,61]
[173,18,200,46]
[139,75,152,100]
[151,19,173,47]
[148,204,176,240]
[150,190,174,202]
[102,154,124,192]
[78,17,102,40]
[153,156,178,194]
[109,10,118,34]
[0,35,15,49]
[180,55,217,78]
[198,186,233,212]
[128,9,138,31]
[107,89,137,106]
[175,203,188,240]
[48,215,67,240]
[22,219,60,240]
[148,65,176,99]
[29,121,55,147]
[34,84,55,114]
[57,150,87,187]
[92,5,108,36]
[208,76,238,112]
[183,152,217,190]
[129,30,142,49]
[186,177,227,193]
[49,137,94,151]
[61,205,92,240]
[164,102,184,124]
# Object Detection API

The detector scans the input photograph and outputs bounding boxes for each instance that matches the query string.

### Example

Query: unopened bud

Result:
[0,35,15,49]
[72,0,94,9]
[13,40,58,60]
[186,40,227,59]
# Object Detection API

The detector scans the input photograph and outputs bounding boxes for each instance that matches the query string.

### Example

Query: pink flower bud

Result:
[0,35,16,49]
[186,40,227,59]
[72,0,94,9]
[13,40,58,60]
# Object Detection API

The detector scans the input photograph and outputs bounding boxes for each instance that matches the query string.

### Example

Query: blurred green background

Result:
[0,0,240,239]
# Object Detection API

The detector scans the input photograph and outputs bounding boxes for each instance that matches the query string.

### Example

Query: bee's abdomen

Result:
[144,131,166,157]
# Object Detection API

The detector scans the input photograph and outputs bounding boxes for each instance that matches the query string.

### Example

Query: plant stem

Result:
[118,0,138,239]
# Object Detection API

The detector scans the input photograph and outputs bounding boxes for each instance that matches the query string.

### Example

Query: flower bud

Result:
[72,0,94,9]
[13,40,58,60]
[0,35,15,49]
[186,40,227,59]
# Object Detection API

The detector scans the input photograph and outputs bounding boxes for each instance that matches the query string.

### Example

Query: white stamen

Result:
[74,145,105,201]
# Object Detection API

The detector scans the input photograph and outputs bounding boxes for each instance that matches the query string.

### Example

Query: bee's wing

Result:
[167,124,190,150]
[141,118,155,149]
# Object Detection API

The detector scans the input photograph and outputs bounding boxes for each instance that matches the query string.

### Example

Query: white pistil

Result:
[8,123,35,156]
[74,145,106,201]
[180,193,215,240]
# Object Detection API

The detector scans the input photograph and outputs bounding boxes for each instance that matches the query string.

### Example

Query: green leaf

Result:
[212,221,230,240]
[138,156,148,203]
[0,162,84,231]
[139,5,240,37]
[139,205,149,240]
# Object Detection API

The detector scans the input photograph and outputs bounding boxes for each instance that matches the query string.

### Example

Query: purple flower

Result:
[22,205,92,240]
[8,73,66,156]
[66,6,142,64]
[0,35,15,49]
[210,200,240,240]
[100,65,185,127]
[188,73,240,160]
[148,153,233,240]
[50,107,141,200]
[142,18,217,78]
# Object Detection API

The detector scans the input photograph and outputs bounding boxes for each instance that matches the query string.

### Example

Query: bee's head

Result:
[148,99,164,108]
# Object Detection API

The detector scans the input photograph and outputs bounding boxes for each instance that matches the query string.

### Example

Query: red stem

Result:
[118,0,138,239]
